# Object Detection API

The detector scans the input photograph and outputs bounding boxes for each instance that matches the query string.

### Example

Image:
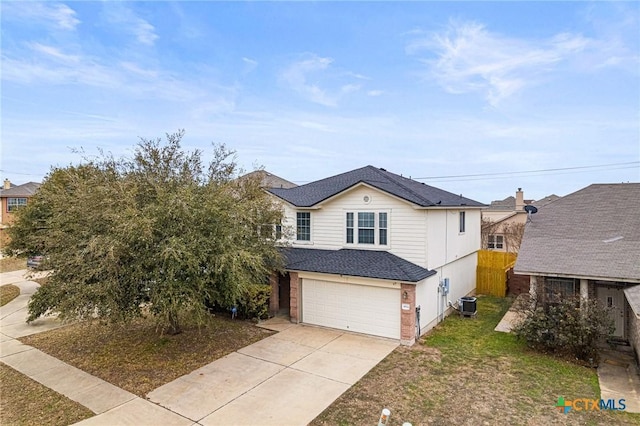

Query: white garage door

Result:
[301,279,400,339]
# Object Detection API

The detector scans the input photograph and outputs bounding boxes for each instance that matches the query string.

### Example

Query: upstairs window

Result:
[7,197,27,212]
[346,212,354,244]
[459,211,466,233]
[379,212,388,245]
[358,212,375,244]
[488,235,504,249]
[345,211,388,246]
[296,212,311,241]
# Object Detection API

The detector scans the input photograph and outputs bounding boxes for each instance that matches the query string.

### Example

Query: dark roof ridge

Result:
[366,166,434,206]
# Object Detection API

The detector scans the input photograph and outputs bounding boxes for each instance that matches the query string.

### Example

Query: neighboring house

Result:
[0,179,41,246]
[514,183,640,346]
[239,170,298,189]
[482,188,559,252]
[267,165,484,345]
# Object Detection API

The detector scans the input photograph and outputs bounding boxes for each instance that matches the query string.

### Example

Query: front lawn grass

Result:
[0,363,94,426]
[0,256,27,273]
[0,284,20,306]
[20,315,274,397]
[312,295,640,426]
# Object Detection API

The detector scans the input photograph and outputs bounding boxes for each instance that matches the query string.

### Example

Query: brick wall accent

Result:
[400,283,416,346]
[289,272,300,323]
[268,272,279,317]
[507,268,530,296]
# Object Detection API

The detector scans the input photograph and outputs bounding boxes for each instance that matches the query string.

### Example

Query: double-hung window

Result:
[379,212,388,245]
[346,213,354,244]
[459,211,466,233]
[7,197,27,212]
[488,235,503,249]
[358,212,375,244]
[296,212,311,241]
[345,211,388,246]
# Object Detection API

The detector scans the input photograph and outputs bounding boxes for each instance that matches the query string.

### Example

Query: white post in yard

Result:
[378,408,391,426]
[529,275,538,308]
[580,279,589,312]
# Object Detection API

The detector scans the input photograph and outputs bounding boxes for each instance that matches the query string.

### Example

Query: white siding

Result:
[416,252,478,334]
[426,209,481,270]
[278,185,429,267]
[273,186,482,273]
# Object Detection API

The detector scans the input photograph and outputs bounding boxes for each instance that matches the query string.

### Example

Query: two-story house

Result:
[0,179,41,247]
[482,188,559,252]
[266,165,484,345]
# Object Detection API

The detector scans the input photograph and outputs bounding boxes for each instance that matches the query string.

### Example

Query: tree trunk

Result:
[168,310,182,335]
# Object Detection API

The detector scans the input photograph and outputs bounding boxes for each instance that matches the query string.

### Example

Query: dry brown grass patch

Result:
[0,256,26,273]
[0,363,94,426]
[20,315,274,397]
[0,284,20,306]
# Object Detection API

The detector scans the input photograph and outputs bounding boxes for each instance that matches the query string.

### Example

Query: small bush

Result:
[235,283,271,320]
[513,296,614,362]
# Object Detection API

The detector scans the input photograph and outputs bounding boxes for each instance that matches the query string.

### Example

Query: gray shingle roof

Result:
[515,183,640,282]
[281,247,436,282]
[0,182,40,197]
[269,165,484,208]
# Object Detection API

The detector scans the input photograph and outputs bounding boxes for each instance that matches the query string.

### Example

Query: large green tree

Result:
[6,131,285,334]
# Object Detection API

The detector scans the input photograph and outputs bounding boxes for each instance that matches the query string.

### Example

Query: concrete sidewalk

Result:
[598,349,640,413]
[0,270,194,426]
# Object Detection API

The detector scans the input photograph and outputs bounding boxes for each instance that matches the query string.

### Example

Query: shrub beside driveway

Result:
[311,296,640,426]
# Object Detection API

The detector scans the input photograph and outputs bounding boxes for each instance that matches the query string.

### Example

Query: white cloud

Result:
[281,55,337,106]
[29,43,80,63]
[367,90,384,97]
[242,57,258,74]
[280,54,366,107]
[133,19,158,46]
[102,3,158,46]
[1,2,80,30]
[407,20,592,106]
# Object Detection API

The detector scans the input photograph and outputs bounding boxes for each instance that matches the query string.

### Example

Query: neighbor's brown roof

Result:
[0,182,40,197]
[515,183,640,282]
[240,170,297,189]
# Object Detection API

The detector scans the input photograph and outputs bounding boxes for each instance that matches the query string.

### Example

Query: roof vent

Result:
[603,236,624,243]
[379,168,386,171]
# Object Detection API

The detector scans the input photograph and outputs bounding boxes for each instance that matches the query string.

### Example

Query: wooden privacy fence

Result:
[476,250,517,297]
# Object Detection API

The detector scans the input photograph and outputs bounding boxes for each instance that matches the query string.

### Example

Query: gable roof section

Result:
[281,247,436,283]
[488,196,516,210]
[269,165,483,208]
[0,182,40,197]
[240,170,297,189]
[515,183,640,282]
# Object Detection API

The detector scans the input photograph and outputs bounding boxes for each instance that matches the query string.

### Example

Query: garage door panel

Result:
[302,279,400,339]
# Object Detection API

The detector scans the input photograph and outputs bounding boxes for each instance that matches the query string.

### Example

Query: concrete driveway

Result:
[147,324,398,425]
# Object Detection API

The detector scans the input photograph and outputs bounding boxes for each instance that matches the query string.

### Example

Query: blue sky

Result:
[1,1,639,203]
